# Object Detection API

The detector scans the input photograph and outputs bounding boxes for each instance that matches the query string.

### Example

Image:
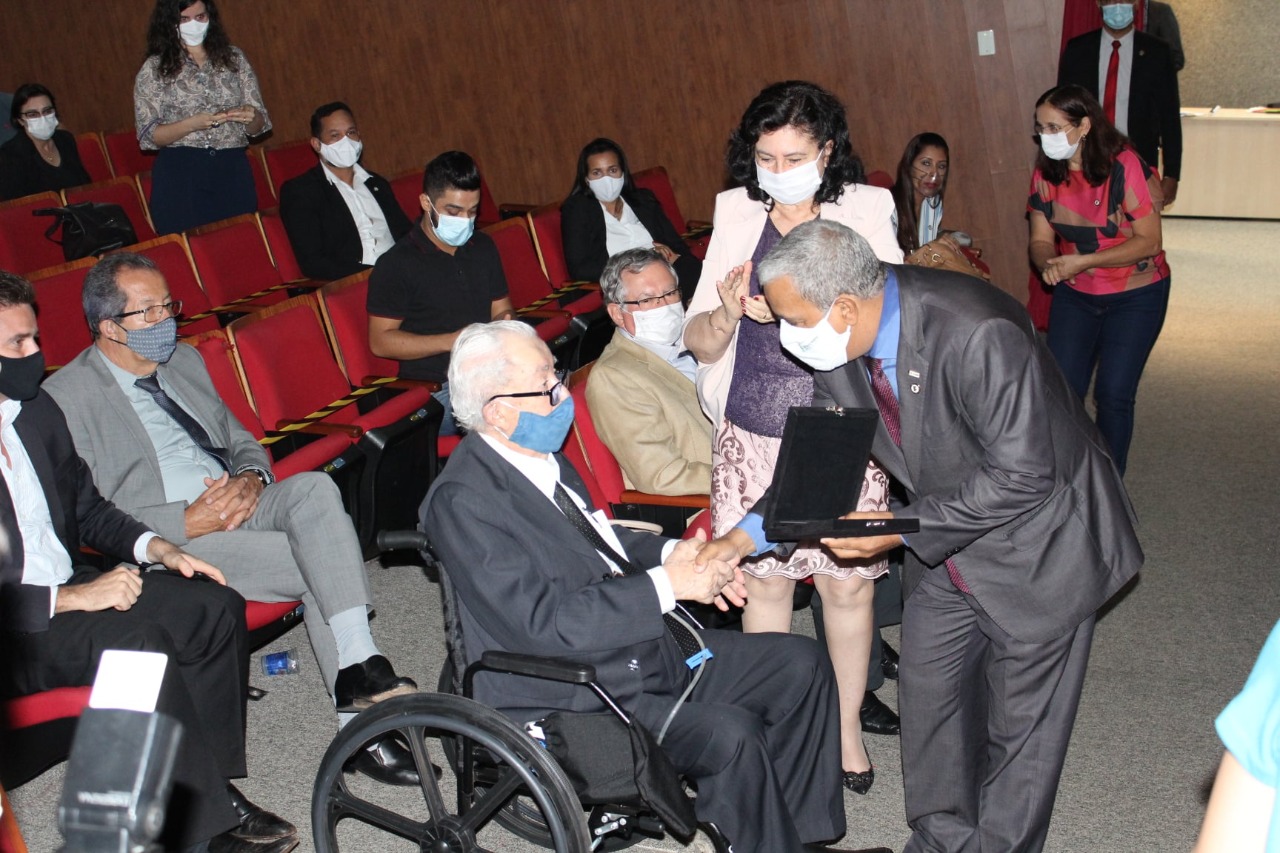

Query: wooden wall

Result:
[1,0,1063,297]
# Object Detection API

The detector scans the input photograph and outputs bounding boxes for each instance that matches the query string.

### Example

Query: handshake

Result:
[662,528,757,612]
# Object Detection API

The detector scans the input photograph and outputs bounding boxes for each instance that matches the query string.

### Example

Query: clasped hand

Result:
[663,529,748,611]
[1041,253,1086,286]
[184,472,264,537]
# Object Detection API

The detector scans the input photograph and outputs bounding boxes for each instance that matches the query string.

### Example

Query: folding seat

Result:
[389,169,424,222]
[527,201,580,288]
[259,206,305,282]
[632,166,711,259]
[135,171,153,205]
[102,130,156,179]
[182,327,365,487]
[262,139,315,199]
[74,131,113,183]
[186,213,309,312]
[317,272,461,462]
[476,171,502,229]
[27,257,97,368]
[122,234,219,335]
[0,192,65,275]
[226,294,443,547]
[864,169,894,190]
[484,218,609,369]
[247,146,276,210]
[63,176,157,243]
[565,363,709,538]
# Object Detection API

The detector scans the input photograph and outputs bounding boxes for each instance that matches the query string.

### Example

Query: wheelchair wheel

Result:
[436,660,650,851]
[312,693,590,853]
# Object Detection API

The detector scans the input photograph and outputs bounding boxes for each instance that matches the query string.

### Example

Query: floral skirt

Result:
[711,419,889,581]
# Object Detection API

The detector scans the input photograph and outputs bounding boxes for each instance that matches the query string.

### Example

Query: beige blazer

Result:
[585,331,712,496]
[683,184,904,424]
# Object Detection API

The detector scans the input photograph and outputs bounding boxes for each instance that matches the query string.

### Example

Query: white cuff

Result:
[134,532,160,564]
[647,567,677,614]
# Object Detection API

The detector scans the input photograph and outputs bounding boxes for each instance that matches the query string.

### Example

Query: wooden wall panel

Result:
[1,0,1063,297]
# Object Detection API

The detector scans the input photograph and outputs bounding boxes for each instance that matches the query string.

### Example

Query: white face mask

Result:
[588,175,624,204]
[24,113,58,141]
[756,156,823,205]
[778,303,851,372]
[320,136,363,169]
[1040,130,1080,161]
[627,301,685,348]
[178,19,209,46]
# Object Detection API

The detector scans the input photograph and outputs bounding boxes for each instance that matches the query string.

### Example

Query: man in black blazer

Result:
[1058,0,1182,205]
[708,220,1143,852]
[0,273,294,851]
[279,101,412,281]
[422,321,887,853]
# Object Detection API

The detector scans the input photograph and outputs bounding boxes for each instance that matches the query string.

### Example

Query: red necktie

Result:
[1103,39,1121,125]
[867,357,971,595]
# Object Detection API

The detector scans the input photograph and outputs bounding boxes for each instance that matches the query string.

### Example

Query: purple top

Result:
[723,217,814,438]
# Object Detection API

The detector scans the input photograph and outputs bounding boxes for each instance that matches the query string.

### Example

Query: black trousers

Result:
[3,570,250,847]
[632,629,845,853]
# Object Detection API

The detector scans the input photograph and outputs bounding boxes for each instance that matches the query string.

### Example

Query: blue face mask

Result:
[502,396,575,454]
[429,200,475,247]
[1101,3,1134,30]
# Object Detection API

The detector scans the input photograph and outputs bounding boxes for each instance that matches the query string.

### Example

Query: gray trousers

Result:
[900,566,1095,853]
[181,472,372,696]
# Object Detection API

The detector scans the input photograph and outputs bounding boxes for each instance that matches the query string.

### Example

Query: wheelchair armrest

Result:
[478,652,597,684]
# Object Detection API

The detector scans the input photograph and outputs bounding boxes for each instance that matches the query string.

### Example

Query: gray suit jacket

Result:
[43,344,272,546]
[805,266,1142,643]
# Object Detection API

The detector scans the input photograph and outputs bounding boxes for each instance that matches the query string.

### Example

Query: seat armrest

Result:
[271,420,364,438]
[359,376,442,392]
[478,651,597,684]
[618,490,711,509]
[518,307,574,319]
[610,519,664,535]
[498,203,537,218]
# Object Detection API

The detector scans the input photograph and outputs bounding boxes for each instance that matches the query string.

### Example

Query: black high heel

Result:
[843,742,875,795]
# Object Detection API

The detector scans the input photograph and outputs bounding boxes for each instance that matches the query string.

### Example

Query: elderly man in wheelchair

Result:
[325,321,880,853]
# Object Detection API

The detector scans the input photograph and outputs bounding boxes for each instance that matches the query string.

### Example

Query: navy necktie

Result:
[134,373,230,473]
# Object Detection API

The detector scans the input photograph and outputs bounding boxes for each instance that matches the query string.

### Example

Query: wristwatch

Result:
[237,466,273,487]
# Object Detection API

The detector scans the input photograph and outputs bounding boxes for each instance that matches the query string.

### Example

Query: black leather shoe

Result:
[208,830,299,852]
[225,784,295,841]
[881,641,900,680]
[333,654,417,712]
[343,734,439,786]
[860,690,900,736]
[843,766,875,795]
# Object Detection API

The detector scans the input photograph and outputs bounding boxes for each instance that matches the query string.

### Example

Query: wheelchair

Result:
[311,529,733,853]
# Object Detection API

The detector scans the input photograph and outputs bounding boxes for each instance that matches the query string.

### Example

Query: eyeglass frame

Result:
[112,300,183,324]
[20,106,56,120]
[1033,120,1078,136]
[487,370,569,406]
[619,286,681,311]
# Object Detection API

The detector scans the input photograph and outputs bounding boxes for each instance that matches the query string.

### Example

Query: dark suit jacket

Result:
[0,391,150,634]
[278,162,413,281]
[764,267,1143,644]
[421,435,685,721]
[561,188,693,282]
[1058,29,1182,180]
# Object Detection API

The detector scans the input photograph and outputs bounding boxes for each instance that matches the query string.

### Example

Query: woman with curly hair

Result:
[133,0,271,234]
[681,80,903,796]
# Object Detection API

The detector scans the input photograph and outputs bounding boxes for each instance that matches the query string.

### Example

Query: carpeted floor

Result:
[11,216,1279,852]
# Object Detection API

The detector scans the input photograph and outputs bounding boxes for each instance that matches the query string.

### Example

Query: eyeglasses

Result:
[114,301,183,323]
[20,107,55,120]
[487,370,569,405]
[1034,122,1077,135]
[620,286,680,310]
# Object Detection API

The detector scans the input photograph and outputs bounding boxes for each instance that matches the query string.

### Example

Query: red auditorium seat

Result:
[186,213,300,311]
[259,207,305,283]
[122,234,220,335]
[63,176,156,243]
[102,130,156,179]
[73,132,114,183]
[263,139,315,199]
[527,201,578,288]
[26,257,98,367]
[0,192,66,275]
[632,165,711,259]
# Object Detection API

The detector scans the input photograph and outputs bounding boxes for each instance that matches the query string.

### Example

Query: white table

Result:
[1165,108,1280,219]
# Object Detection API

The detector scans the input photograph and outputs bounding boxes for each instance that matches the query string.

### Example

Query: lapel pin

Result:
[908,370,920,379]
[911,384,921,394]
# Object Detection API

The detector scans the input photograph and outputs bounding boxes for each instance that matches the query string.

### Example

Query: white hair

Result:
[448,321,539,432]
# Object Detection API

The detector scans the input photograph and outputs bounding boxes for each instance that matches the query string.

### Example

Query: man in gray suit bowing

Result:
[44,253,420,786]
[705,220,1143,852]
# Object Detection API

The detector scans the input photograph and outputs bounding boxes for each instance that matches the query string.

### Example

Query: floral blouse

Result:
[133,46,271,151]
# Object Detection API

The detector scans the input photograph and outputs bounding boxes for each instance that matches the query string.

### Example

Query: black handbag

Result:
[34,202,138,261]
[539,711,698,840]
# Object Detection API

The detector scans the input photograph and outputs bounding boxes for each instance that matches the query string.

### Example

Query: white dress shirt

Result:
[602,200,657,257]
[322,161,397,266]
[1,397,154,615]
[1097,29,1135,135]
[479,433,677,611]
[622,330,698,383]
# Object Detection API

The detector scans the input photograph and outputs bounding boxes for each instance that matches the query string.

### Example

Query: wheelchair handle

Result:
[376,529,430,552]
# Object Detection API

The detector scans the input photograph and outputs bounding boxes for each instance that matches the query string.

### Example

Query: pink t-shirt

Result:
[1028,147,1170,295]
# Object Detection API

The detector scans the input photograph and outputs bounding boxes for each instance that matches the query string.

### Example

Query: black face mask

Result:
[0,351,46,402]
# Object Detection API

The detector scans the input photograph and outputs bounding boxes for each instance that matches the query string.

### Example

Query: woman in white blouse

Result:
[134,0,271,234]
[890,132,949,255]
